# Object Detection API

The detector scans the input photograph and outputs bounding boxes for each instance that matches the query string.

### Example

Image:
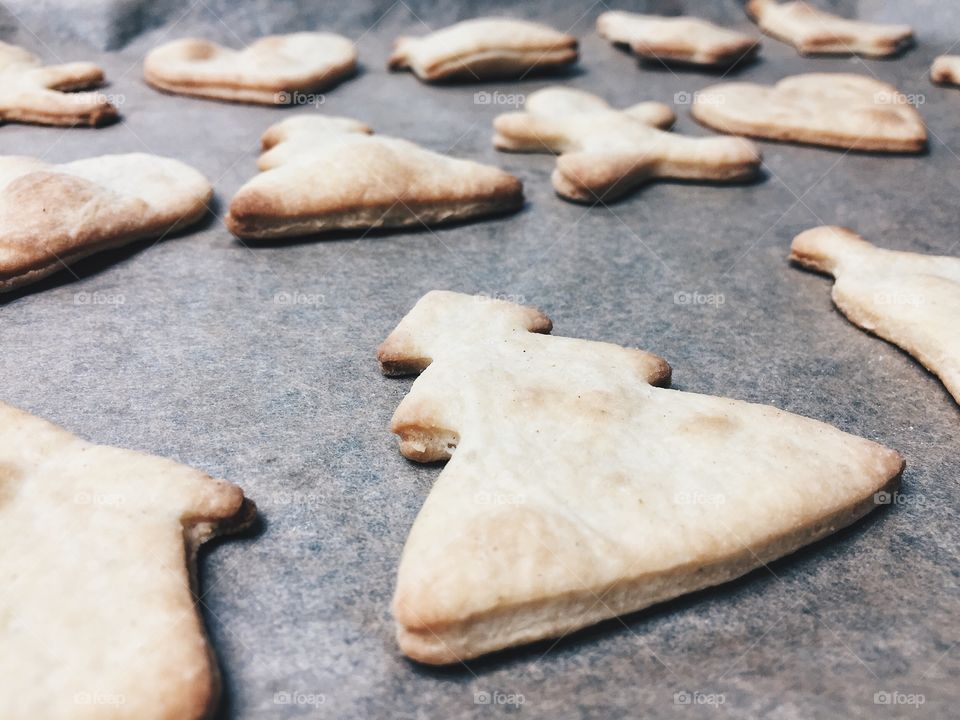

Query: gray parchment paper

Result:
[1,1,957,718]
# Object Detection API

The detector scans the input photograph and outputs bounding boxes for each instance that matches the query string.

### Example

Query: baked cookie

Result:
[144,32,357,104]
[597,11,760,67]
[379,291,904,664]
[493,87,761,203]
[746,0,913,57]
[693,73,927,152]
[226,116,523,239]
[791,226,959,405]
[388,18,577,82]
[0,154,212,293]
[931,56,960,87]
[0,401,255,720]
[0,40,116,126]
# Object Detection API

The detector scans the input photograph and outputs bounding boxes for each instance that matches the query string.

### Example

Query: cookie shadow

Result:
[750,137,931,159]
[407,503,893,678]
[567,169,769,207]
[231,203,529,248]
[0,199,220,305]
[602,38,760,76]
[201,510,266,720]
[396,64,585,87]
[639,50,761,76]
[797,37,916,62]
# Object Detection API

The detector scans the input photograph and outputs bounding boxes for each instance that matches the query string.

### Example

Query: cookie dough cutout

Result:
[791,226,960,405]
[379,291,904,664]
[693,73,927,153]
[0,40,117,126]
[493,87,761,203]
[746,0,912,57]
[144,32,357,104]
[597,11,760,68]
[0,154,212,293]
[931,56,960,87]
[0,401,255,720]
[388,18,577,82]
[226,116,523,239]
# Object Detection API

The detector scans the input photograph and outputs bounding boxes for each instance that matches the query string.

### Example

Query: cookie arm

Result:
[25,62,104,91]
[493,112,573,153]
[932,55,960,86]
[387,38,413,70]
[745,0,774,21]
[623,102,676,129]
[653,134,761,181]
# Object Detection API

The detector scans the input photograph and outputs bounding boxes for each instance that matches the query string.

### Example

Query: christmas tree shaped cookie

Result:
[388,18,578,82]
[746,0,913,58]
[0,402,255,719]
[597,11,760,68]
[379,291,903,664]
[792,226,959,405]
[227,116,523,239]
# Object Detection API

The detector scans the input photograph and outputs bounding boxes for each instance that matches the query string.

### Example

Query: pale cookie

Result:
[0,401,255,720]
[791,226,960,405]
[0,153,212,293]
[746,0,913,57]
[226,115,523,239]
[931,56,960,87]
[493,86,761,203]
[388,18,577,82]
[0,40,116,126]
[693,73,927,152]
[144,32,357,104]
[379,290,904,664]
[597,11,760,67]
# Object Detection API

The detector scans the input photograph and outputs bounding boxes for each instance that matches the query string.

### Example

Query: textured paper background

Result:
[1,1,958,718]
